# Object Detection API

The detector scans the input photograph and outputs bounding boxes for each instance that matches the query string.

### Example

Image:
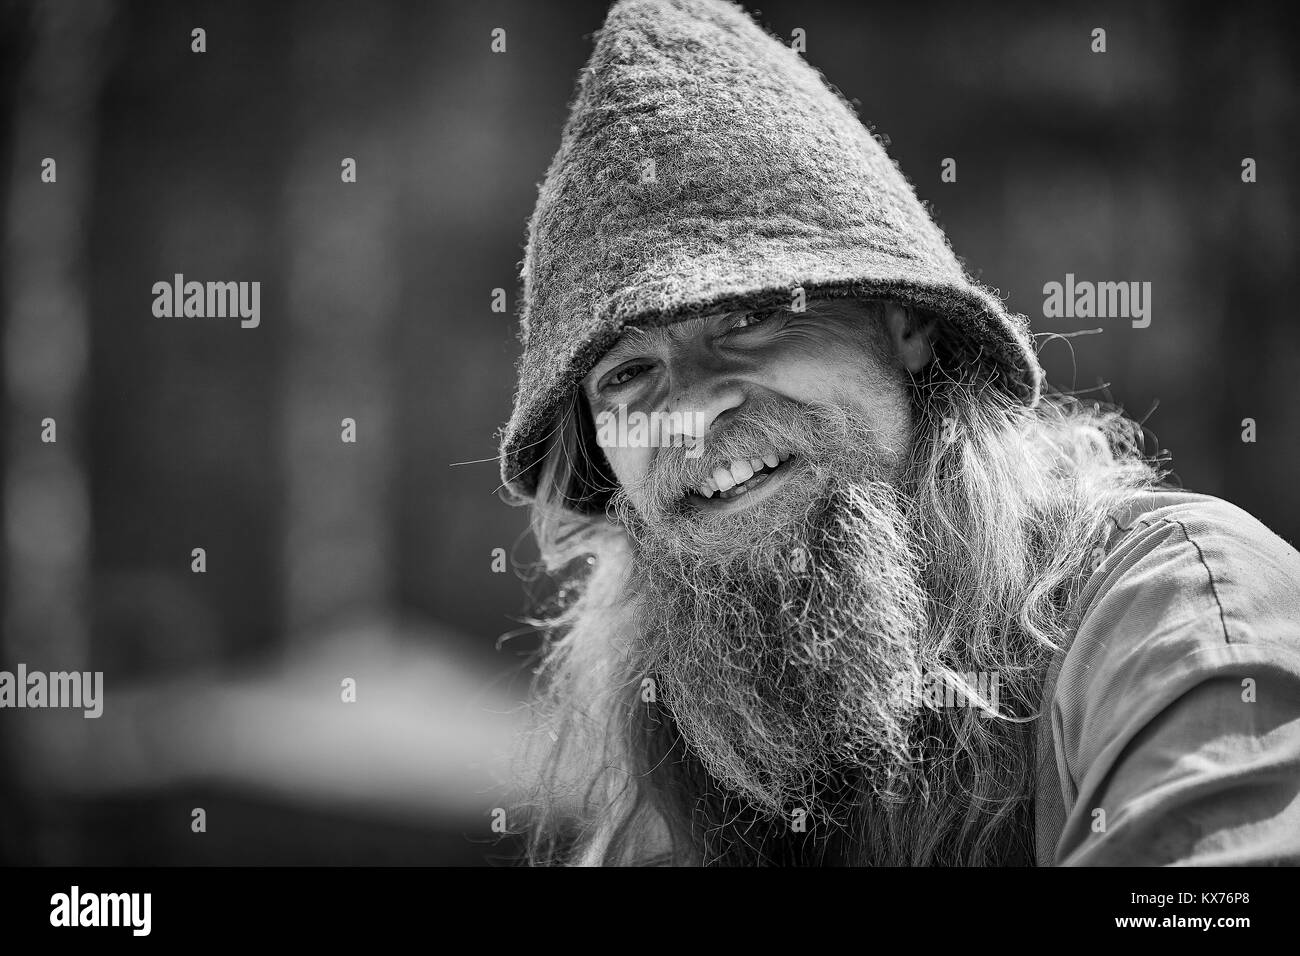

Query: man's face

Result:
[581,299,930,520]
[577,299,942,818]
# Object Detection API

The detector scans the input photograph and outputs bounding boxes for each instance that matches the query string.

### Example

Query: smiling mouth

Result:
[688,452,796,506]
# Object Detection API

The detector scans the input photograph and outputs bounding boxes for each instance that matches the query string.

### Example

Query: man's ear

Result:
[883,302,938,374]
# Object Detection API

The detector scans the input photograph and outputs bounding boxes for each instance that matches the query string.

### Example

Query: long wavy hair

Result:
[508,316,1168,866]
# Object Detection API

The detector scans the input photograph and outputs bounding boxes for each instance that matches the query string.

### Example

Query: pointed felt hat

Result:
[499,0,1042,502]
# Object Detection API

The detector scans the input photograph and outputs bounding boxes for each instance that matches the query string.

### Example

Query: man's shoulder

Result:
[1072,487,1300,655]
[1038,488,1300,864]
[1049,486,1300,780]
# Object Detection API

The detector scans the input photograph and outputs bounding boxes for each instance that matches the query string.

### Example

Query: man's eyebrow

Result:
[596,326,672,365]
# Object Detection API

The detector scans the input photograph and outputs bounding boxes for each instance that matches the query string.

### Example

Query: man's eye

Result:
[730,309,779,331]
[601,363,649,390]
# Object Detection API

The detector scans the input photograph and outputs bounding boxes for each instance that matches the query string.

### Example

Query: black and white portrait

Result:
[2,0,1297,906]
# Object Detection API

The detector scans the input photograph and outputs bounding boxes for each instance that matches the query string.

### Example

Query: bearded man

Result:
[496,0,1300,866]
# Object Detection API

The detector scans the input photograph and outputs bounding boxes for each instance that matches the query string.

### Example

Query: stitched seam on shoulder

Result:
[1165,517,1232,645]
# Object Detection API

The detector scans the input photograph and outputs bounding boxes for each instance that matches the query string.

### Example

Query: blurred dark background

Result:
[0,0,1295,864]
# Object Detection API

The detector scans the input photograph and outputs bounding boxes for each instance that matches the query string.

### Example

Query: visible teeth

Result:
[696,452,789,500]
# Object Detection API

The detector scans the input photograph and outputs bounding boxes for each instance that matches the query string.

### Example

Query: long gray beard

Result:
[611,401,935,826]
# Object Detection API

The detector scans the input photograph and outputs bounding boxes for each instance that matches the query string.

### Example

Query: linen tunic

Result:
[1035,490,1300,865]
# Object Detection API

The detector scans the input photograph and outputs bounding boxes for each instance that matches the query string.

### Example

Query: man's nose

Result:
[662,350,747,443]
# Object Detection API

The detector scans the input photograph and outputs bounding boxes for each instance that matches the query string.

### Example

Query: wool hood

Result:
[498,0,1042,502]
